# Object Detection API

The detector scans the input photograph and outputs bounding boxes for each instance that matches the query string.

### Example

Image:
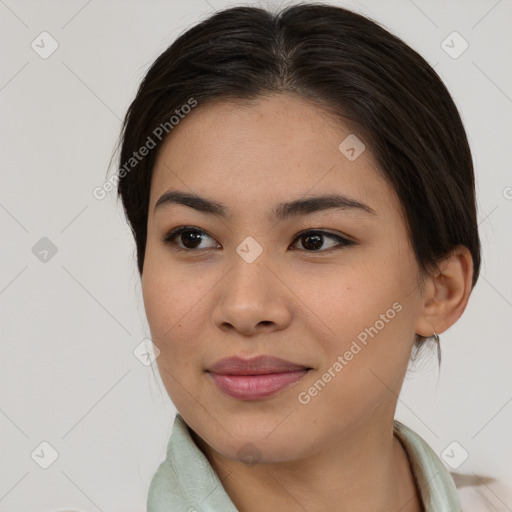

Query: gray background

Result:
[0,0,510,510]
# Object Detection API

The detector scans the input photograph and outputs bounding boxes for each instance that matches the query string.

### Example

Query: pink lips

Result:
[207,355,310,400]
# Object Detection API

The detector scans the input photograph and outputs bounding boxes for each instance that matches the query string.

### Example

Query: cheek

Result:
[142,244,197,334]
[141,258,206,411]
[293,257,403,343]
[298,307,414,437]
[141,249,222,379]
[142,255,187,351]
[293,252,418,401]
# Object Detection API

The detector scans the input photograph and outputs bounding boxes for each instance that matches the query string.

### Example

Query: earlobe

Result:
[414,246,474,337]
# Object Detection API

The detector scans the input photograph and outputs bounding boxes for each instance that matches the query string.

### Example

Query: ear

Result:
[414,245,474,337]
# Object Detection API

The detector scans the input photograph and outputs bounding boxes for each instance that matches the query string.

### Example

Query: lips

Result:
[206,355,311,400]
[208,355,309,375]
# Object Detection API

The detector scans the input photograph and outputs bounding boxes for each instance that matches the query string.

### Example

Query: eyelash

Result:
[161,225,355,254]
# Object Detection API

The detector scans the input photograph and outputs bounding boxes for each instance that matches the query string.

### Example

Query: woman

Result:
[113,3,480,510]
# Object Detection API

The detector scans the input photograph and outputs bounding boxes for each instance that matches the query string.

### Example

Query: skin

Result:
[141,93,473,512]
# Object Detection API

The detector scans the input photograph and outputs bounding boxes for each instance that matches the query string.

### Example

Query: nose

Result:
[211,251,293,337]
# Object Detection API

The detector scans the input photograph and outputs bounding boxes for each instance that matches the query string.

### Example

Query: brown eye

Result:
[290,230,354,252]
[162,226,219,251]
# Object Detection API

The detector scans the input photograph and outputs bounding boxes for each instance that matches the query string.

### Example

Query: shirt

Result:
[147,413,461,511]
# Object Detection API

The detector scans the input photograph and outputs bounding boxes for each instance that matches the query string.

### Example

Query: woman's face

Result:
[142,93,426,463]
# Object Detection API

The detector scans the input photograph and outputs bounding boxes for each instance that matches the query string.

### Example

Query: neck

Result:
[191,416,423,512]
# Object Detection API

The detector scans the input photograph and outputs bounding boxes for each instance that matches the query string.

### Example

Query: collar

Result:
[393,420,461,511]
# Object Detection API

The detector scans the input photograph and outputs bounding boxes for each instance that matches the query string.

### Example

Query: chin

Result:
[212,434,308,465]
[187,411,313,465]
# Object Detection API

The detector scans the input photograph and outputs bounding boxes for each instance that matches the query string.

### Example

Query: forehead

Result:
[149,93,399,219]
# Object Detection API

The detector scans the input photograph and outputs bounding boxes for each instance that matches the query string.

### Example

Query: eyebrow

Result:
[154,190,376,221]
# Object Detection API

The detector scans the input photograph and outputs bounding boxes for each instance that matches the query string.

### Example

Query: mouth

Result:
[206,355,312,400]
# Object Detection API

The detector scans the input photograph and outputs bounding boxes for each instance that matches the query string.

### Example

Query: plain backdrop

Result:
[0,0,511,510]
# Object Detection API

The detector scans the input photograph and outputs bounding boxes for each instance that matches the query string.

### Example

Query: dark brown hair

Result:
[112,3,481,360]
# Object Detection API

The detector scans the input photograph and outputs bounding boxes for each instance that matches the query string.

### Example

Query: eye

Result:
[289,230,354,252]
[162,226,355,253]
[162,226,219,251]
